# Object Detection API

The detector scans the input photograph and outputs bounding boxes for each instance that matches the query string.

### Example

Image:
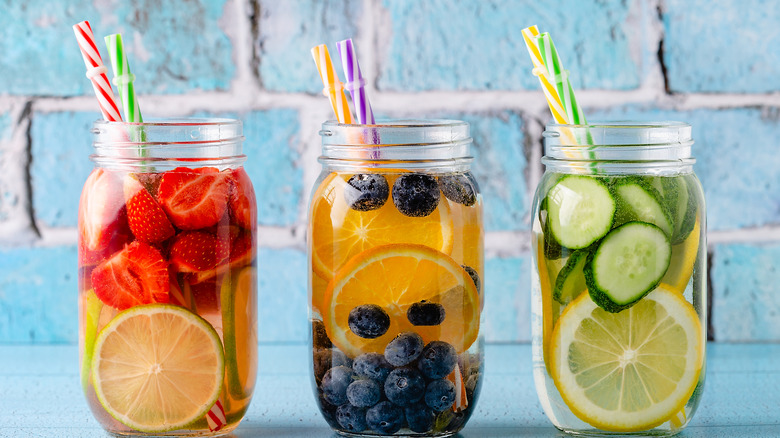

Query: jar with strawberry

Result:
[78,119,257,436]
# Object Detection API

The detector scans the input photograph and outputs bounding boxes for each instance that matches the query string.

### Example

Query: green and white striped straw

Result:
[105,34,143,124]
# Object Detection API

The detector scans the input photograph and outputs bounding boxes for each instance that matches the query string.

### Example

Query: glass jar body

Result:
[78,120,257,436]
[307,120,484,436]
[531,122,707,436]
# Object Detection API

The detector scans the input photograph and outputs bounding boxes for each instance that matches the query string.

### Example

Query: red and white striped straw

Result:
[206,399,227,432]
[336,38,374,125]
[73,20,123,122]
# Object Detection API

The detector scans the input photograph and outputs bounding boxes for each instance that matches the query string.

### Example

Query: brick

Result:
[663,0,780,93]
[242,110,303,227]
[445,112,529,231]
[482,253,531,343]
[30,111,96,228]
[378,0,642,91]
[258,247,308,342]
[712,242,780,341]
[256,0,361,93]
[0,112,13,224]
[586,106,780,230]
[0,245,78,343]
[0,0,233,96]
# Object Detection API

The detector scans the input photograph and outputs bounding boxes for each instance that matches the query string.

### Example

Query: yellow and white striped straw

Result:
[311,44,354,124]
[522,25,568,124]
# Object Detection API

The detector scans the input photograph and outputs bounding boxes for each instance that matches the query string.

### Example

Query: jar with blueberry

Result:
[308,120,484,436]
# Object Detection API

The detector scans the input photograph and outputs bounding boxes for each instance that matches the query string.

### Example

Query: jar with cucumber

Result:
[531,122,706,436]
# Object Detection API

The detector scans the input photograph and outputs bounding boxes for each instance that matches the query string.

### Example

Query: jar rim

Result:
[544,120,692,147]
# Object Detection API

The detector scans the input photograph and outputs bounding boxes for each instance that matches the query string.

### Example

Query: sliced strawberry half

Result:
[229,230,255,268]
[169,230,230,273]
[79,208,134,267]
[124,174,176,243]
[91,241,170,310]
[78,168,127,251]
[157,167,230,230]
[228,168,257,230]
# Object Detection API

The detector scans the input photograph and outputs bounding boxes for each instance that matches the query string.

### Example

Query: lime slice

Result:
[92,304,225,432]
[550,284,704,432]
[80,289,103,391]
[221,267,258,399]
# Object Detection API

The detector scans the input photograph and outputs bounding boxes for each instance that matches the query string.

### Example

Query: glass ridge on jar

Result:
[307,120,485,437]
[531,122,706,436]
[79,119,258,437]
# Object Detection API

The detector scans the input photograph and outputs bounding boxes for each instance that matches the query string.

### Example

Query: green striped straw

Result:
[104,34,146,149]
[535,33,593,141]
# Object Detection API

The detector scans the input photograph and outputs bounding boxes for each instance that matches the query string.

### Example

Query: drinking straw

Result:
[521,26,568,124]
[535,33,587,127]
[311,44,354,124]
[73,21,123,122]
[206,400,226,432]
[336,38,374,125]
[104,33,143,123]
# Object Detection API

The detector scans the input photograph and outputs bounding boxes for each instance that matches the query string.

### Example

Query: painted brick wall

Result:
[0,0,778,344]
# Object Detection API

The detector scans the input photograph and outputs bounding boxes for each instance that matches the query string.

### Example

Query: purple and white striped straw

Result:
[337,38,375,125]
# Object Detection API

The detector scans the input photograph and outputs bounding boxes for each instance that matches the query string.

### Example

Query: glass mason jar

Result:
[307,120,484,436]
[78,119,258,436]
[531,122,706,436]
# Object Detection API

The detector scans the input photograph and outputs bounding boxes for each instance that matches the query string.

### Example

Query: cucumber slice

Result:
[585,221,672,313]
[553,249,588,305]
[669,177,698,244]
[547,175,615,250]
[614,177,674,237]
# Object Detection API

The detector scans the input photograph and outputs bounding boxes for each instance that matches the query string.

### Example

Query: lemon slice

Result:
[92,304,225,432]
[662,217,701,293]
[550,284,704,432]
[310,173,454,280]
[221,267,258,399]
[323,243,480,358]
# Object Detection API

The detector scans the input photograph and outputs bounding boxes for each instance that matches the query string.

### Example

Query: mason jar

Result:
[307,120,484,436]
[531,122,706,436]
[78,119,257,436]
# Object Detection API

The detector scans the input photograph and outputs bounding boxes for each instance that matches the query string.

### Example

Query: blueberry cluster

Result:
[314,331,482,435]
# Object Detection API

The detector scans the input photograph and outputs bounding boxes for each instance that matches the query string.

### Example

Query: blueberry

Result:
[321,365,354,405]
[345,174,389,212]
[366,401,405,434]
[353,353,393,382]
[417,341,458,380]
[313,349,352,383]
[312,320,332,349]
[384,332,424,366]
[384,367,426,407]
[316,394,340,429]
[438,174,477,207]
[462,265,482,294]
[407,301,446,326]
[347,379,382,408]
[404,402,435,433]
[348,304,390,339]
[424,379,456,412]
[392,173,440,217]
[336,403,368,433]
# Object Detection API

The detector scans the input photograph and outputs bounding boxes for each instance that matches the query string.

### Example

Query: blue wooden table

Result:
[1,343,778,437]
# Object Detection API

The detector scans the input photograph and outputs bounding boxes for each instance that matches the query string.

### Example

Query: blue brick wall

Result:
[0,0,778,344]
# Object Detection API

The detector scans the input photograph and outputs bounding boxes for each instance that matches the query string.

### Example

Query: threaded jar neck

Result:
[542,121,695,175]
[91,118,246,170]
[319,119,474,172]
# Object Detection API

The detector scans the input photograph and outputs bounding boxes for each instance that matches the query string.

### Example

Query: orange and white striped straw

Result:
[311,44,354,124]
[73,21,123,122]
[521,25,567,124]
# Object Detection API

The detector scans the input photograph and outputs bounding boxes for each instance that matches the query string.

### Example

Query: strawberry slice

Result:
[228,168,257,230]
[124,174,175,243]
[78,168,126,251]
[91,241,170,310]
[186,229,255,284]
[157,167,230,230]
[79,210,134,267]
[169,230,230,273]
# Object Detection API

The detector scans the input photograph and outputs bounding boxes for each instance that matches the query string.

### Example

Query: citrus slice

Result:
[310,269,329,317]
[310,173,454,279]
[92,304,225,432]
[80,289,103,391]
[323,244,480,358]
[550,284,704,432]
[662,216,701,294]
[221,267,258,399]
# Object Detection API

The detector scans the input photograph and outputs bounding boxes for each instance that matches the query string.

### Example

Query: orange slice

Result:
[323,244,480,358]
[309,173,454,280]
